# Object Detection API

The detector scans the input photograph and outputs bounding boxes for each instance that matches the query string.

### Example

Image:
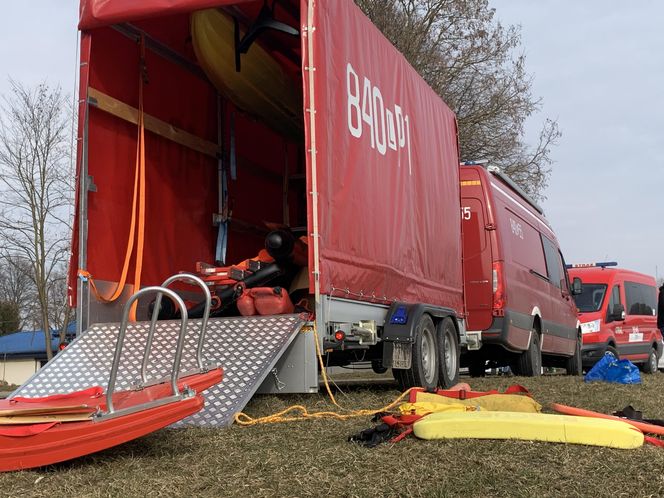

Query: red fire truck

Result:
[460,162,582,376]
[568,262,662,373]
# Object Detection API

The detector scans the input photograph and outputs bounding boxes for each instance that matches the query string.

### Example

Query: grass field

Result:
[3,373,664,497]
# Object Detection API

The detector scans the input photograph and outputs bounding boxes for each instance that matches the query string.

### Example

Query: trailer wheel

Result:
[394,314,439,390]
[641,348,658,374]
[513,327,541,377]
[565,330,582,376]
[436,317,460,388]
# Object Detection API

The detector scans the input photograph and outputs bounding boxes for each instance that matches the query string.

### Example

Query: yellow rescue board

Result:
[413,411,644,449]
[191,9,303,138]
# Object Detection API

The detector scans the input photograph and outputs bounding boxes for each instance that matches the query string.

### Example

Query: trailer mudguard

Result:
[381,302,457,368]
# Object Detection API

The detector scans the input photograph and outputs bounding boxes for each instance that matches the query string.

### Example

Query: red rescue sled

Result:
[0,280,223,472]
[0,368,222,472]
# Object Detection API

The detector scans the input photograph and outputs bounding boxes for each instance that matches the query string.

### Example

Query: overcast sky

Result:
[1,1,663,279]
[491,1,664,280]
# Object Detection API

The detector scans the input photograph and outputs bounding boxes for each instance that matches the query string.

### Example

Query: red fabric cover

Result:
[302,0,463,311]
[79,0,254,29]
[0,423,59,438]
[10,386,104,404]
[72,16,303,298]
[73,0,463,316]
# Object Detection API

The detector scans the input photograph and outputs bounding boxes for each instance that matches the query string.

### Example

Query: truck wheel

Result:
[565,331,582,376]
[513,328,542,377]
[436,317,460,388]
[394,314,439,390]
[641,348,658,374]
[606,345,619,358]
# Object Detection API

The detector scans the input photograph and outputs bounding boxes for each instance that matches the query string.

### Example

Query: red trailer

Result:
[16,0,467,425]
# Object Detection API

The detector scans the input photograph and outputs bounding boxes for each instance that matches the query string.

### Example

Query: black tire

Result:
[565,330,582,376]
[436,317,460,388]
[513,328,542,377]
[641,348,658,374]
[606,345,619,358]
[394,314,439,390]
[468,358,486,378]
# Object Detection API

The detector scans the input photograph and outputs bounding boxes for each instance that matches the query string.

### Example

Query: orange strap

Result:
[130,36,147,321]
[78,35,147,322]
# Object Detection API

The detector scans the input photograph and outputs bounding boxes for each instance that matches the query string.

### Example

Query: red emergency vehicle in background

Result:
[460,162,582,377]
[568,262,662,373]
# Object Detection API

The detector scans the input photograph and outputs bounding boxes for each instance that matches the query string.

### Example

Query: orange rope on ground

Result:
[234,325,415,426]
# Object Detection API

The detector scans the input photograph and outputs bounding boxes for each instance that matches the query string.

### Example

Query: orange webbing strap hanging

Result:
[130,35,148,322]
[78,35,147,322]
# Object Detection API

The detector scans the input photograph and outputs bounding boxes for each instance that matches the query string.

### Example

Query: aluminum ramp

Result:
[11,314,304,427]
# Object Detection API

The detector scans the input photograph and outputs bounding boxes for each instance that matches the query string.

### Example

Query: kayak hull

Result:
[191,9,303,138]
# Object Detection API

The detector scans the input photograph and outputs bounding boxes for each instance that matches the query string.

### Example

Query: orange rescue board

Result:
[551,402,664,436]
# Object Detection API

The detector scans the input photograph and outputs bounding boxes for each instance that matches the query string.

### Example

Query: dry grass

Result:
[3,374,664,497]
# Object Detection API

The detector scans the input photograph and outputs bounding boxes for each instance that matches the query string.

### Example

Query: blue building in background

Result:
[0,323,76,387]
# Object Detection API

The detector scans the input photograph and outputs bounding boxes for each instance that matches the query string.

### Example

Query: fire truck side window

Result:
[541,236,562,288]
[625,281,657,316]
[608,285,621,311]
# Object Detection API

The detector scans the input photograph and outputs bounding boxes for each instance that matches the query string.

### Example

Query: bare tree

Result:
[0,253,38,330]
[0,301,20,336]
[356,0,560,199]
[0,81,73,359]
[47,264,74,345]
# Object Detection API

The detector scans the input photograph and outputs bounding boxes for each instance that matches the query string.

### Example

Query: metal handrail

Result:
[141,273,211,384]
[106,286,188,414]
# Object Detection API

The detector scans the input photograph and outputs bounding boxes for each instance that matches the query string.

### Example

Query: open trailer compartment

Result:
[69,0,465,392]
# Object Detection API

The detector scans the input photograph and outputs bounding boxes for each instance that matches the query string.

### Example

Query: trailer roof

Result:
[79,0,256,29]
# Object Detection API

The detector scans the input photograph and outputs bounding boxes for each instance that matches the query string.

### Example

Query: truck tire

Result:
[394,314,439,390]
[565,331,582,376]
[513,328,542,377]
[606,345,619,358]
[641,348,658,374]
[436,317,460,388]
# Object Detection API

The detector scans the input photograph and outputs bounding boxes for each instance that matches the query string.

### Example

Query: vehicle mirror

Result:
[571,277,582,296]
[609,303,625,321]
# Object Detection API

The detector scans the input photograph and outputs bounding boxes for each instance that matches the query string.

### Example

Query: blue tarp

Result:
[584,352,642,384]
[0,322,75,356]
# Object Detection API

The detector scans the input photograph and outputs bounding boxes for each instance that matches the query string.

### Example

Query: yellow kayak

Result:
[191,8,303,138]
[413,410,644,449]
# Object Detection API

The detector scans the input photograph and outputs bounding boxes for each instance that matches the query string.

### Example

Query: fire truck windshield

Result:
[572,283,608,312]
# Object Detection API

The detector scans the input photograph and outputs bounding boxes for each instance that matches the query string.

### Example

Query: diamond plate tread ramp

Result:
[12,314,304,427]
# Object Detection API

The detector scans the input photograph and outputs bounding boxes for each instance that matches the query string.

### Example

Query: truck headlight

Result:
[580,319,601,334]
